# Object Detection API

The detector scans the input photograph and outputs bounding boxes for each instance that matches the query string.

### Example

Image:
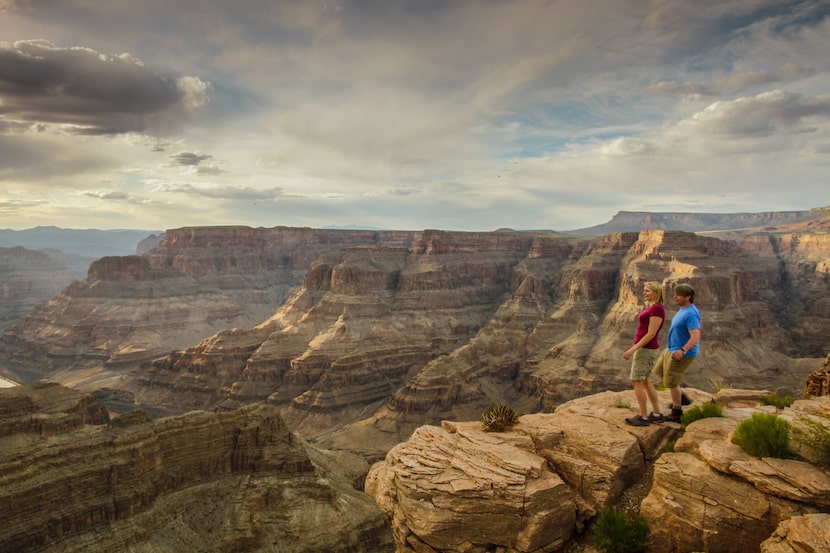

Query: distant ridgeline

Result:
[0,226,163,258]
[566,207,829,235]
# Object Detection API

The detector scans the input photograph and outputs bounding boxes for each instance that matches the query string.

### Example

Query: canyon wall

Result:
[0,382,393,553]
[1,222,829,458]
[0,247,74,333]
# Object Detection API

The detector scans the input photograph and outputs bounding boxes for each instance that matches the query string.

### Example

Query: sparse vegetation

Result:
[732,412,791,458]
[709,377,729,393]
[792,412,830,468]
[481,404,519,432]
[613,396,631,409]
[662,440,676,454]
[680,402,723,427]
[590,506,649,553]
[761,394,794,409]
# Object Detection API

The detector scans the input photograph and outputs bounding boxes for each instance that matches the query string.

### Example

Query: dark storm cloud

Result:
[169,152,213,166]
[0,40,207,134]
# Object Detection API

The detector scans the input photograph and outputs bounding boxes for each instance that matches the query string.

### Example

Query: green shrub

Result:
[590,507,649,553]
[613,396,631,409]
[481,404,519,432]
[761,394,794,409]
[792,412,830,468]
[732,412,791,458]
[680,402,723,427]
[709,377,729,393]
[662,440,676,454]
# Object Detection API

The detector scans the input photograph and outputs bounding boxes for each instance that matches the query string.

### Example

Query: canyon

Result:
[1,208,830,551]
[1,210,829,456]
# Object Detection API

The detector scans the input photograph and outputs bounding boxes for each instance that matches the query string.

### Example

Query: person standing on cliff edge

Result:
[624,281,666,427]
[653,283,701,423]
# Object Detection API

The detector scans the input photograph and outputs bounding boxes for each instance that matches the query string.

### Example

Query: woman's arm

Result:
[623,316,663,359]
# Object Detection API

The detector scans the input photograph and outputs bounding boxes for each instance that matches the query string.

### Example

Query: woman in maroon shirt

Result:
[624,281,666,426]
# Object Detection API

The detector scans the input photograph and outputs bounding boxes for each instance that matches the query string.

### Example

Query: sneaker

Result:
[666,409,683,423]
[625,414,650,427]
[647,412,666,424]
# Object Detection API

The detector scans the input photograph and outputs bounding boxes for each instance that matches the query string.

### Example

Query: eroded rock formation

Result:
[0,246,73,332]
[641,391,830,552]
[1,220,829,454]
[0,383,393,553]
[0,226,417,383]
[366,390,830,553]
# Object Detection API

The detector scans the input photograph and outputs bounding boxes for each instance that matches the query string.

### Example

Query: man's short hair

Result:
[674,283,695,303]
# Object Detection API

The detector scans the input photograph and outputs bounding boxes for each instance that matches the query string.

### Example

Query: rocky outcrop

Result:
[366,390,830,553]
[0,383,393,553]
[805,354,830,398]
[641,391,830,553]
[0,381,110,437]
[761,513,830,552]
[0,246,73,332]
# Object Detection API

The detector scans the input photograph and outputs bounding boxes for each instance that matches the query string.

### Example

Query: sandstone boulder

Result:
[366,389,682,553]
[641,394,830,553]
[760,513,830,553]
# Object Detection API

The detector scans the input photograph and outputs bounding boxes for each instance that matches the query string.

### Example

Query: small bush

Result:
[481,404,519,432]
[613,396,631,409]
[732,412,791,458]
[761,394,794,409]
[709,377,729,393]
[792,412,830,468]
[590,507,649,553]
[680,402,723,427]
[662,440,676,454]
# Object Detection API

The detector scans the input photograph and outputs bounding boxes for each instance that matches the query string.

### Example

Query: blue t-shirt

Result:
[668,304,701,357]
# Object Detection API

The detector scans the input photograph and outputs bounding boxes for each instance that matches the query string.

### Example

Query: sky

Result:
[1,0,829,232]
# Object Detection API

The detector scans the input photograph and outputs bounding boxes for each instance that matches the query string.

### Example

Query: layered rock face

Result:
[2,224,830,456]
[0,383,393,553]
[366,390,830,553]
[132,229,564,433]
[0,226,416,383]
[0,247,73,332]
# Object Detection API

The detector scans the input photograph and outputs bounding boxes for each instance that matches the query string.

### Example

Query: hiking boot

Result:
[669,392,693,409]
[666,408,683,423]
[647,412,666,424]
[625,414,651,427]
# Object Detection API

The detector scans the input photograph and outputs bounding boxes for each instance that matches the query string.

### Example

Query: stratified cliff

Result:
[1,220,829,458]
[0,382,393,553]
[0,247,73,332]
[0,226,417,383]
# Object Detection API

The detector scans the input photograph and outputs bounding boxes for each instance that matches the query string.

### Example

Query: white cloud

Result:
[0,0,829,231]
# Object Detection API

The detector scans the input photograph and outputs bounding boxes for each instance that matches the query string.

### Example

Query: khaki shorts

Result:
[629,348,659,381]
[652,348,696,388]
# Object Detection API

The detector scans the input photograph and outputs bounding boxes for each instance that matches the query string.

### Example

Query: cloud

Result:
[168,152,213,166]
[155,182,284,201]
[685,90,830,137]
[0,40,208,135]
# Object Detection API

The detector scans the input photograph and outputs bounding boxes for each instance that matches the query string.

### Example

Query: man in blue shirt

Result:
[653,284,701,422]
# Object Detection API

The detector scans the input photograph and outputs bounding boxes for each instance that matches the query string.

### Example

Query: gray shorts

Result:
[629,348,659,381]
